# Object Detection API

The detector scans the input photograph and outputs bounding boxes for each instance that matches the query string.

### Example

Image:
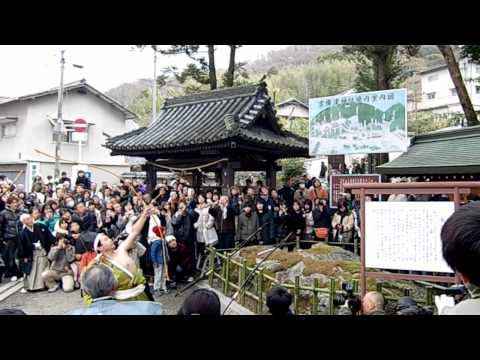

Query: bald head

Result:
[362,291,385,314]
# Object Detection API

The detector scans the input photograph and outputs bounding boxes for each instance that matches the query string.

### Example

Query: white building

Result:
[275,98,309,119]
[0,79,139,190]
[417,59,480,114]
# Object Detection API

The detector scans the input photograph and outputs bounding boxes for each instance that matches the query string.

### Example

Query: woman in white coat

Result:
[193,194,218,263]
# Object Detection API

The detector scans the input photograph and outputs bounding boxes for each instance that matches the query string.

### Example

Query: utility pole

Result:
[152,46,157,124]
[54,50,66,180]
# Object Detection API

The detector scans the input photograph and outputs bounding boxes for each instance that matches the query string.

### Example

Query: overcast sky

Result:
[0,45,289,97]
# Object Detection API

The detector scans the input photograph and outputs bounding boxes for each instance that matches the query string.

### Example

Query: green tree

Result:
[279,158,306,184]
[342,45,420,171]
[408,111,463,135]
[461,45,480,63]
[128,86,183,127]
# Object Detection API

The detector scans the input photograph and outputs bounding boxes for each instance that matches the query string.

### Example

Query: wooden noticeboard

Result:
[329,174,381,208]
[343,181,480,297]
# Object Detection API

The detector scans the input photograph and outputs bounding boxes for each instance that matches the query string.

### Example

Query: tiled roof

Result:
[377,125,480,175]
[0,79,138,120]
[276,97,309,109]
[106,82,308,155]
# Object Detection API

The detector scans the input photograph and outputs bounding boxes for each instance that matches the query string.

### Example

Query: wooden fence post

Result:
[294,275,301,315]
[224,255,231,294]
[352,279,359,293]
[329,278,336,315]
[296,235,300,250]
[256,269,264,314]
[240,259,247,306]
[312,278,319,315]
[426,286,433,306]
[221,258,226,291]
[208,248,215,287]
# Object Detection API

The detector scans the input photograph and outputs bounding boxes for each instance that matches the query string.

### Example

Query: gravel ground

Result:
[0,279,196,315]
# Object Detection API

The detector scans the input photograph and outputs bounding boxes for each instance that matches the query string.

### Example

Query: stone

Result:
[256,259,284,273]
[286,261,305,283]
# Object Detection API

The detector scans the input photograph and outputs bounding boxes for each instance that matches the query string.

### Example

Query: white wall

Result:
[0,90,131,166]
[277,104,309,118]
[419,60,480,113]
[0,101,28,162]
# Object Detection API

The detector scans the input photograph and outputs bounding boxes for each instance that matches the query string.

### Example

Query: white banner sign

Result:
[365,201,455,273]
[72,132,88,142]
[309,89,408,155]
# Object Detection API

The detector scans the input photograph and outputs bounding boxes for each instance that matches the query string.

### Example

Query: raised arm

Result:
[118,204,153,252]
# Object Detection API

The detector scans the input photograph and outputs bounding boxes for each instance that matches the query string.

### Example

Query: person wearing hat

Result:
[83,204,154,304]
[165,234,195,288]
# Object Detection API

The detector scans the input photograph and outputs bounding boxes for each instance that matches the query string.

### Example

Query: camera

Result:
[442,284,469,304]
[333,282,362,315]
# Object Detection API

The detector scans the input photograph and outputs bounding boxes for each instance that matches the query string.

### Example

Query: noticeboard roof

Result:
[377,125,480,176]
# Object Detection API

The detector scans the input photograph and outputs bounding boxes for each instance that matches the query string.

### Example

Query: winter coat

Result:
[293,189,307,206]
[304,211,314,236]
[256,210,275,244]
[238,211,258,241]
[150,239,167,265]
[75,176,91,190]
[278,186,295,208]
[171,210,198,247]
[18,223,53,259]
[47,244,76,273]
[274,210,289,240]
[229,195,242,216]
[211,205,236,234]
[287,210,305,235]
[167,241,195,279]
[256,196,276,213]
[72,212,98,232]
[308,187,328,202]
[193,206,218,246]
[73,231,97,255]
[0,207,23,240]
[331,211,355,241]
[312,208,332,229]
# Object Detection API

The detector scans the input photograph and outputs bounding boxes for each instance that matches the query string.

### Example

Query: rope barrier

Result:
[146,158,229,172]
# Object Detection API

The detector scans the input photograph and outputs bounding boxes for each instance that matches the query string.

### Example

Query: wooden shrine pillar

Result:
[266,161,277,190]
[221,161,234,195]
[191,169,203,193]
[145,163,157,195]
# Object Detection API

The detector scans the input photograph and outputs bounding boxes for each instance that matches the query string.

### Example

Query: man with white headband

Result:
[83,204,155,304]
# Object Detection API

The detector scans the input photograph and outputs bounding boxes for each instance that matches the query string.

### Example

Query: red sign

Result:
[329,174,381,207]
[73,118,87,133]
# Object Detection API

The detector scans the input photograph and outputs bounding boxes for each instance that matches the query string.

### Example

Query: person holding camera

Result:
[41,235,76,293]
[338,290,384,315]
[331,199,354,244]
[391,296,433,316]
[437,202,480,315]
